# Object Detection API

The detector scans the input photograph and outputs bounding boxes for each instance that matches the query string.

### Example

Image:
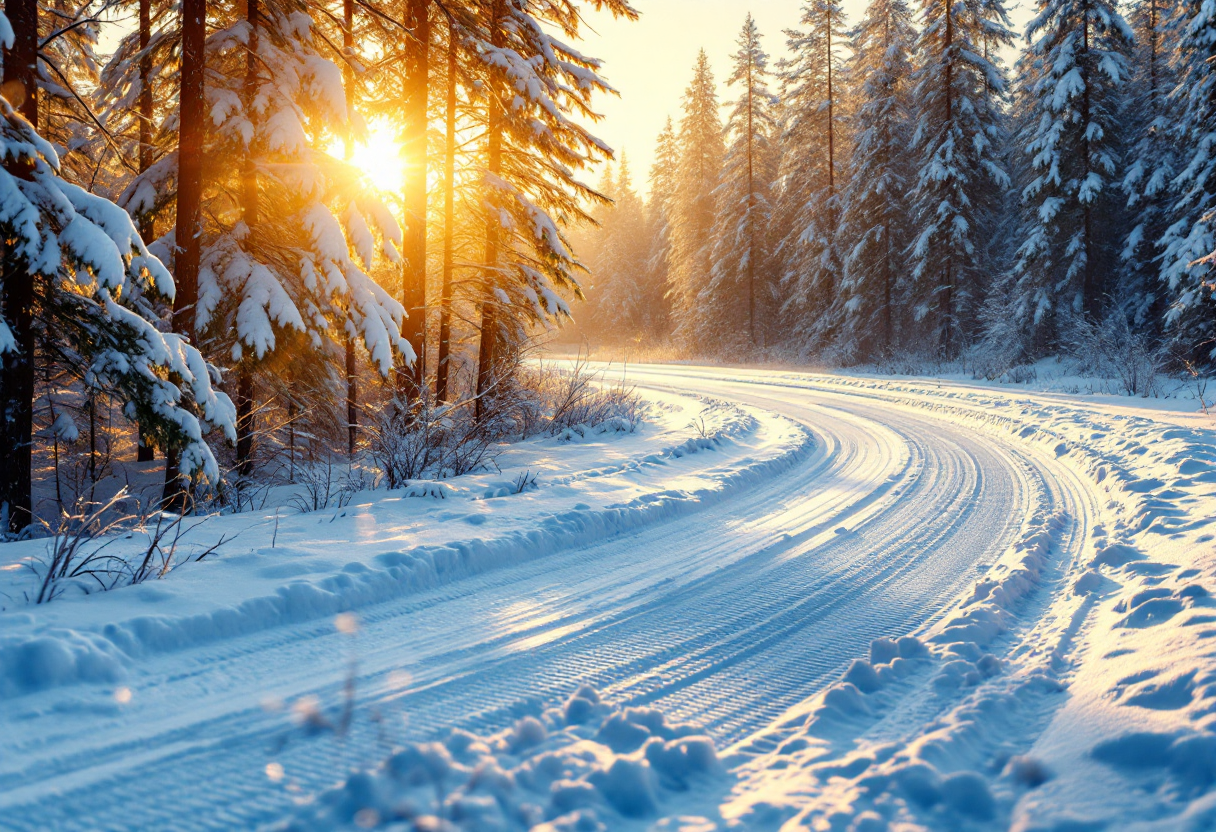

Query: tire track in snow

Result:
[1,369,1073,832]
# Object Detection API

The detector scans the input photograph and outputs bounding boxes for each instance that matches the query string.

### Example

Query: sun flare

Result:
[335,118,405,195]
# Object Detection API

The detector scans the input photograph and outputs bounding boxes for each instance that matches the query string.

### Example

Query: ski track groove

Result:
[1,371,1099,831]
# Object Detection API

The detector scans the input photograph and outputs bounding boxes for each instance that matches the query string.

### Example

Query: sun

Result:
[334,117,406,196]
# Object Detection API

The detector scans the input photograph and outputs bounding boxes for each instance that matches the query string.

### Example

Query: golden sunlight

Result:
[333,118,406,195]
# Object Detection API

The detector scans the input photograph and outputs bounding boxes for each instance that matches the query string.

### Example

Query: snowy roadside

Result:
[0,386,811,699]
[286,365,1216,831]
[636,368,1216,831]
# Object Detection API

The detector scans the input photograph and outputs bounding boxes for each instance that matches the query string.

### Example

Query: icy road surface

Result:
[4,364,1211,830]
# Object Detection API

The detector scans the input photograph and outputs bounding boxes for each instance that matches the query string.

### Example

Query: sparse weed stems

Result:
[23,490,230,604]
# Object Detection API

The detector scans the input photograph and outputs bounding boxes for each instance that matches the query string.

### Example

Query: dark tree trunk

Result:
[162,0,207,510]
[235,370,255,478]
[940,0,955,359]
[0,0,39,534]
[435,16,458,403]
[475,0,505,421]
[1080,5,1099,323]
[344,0,357,455]
[400,0,430,400]
[138,0,154,243]
[135,0,156,463]
[234,0,259,477]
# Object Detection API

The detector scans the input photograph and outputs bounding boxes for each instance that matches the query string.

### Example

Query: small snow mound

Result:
[1004,755,1053,788]
[1091,542,1143,568]
[400,481,457,499]
[278,691,723,831]
[0,631,127,697]
[844,659,882,694]
[932,511,1064,647]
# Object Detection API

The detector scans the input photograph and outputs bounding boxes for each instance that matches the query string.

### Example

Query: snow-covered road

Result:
[4,365,1213,831]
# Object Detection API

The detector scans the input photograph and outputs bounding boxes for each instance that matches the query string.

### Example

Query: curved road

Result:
[0,366,1094,830]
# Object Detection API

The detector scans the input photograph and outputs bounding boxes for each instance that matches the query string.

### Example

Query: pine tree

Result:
[469,0,637,411]
[644,117,679,340]
[589,156,652,342]
[838,0,917,360]
[0,7,235,532]
[908,0,1013,358]
[1118,0,1179,336]
[705,15,777,351]
[1010,0,1132,350]
[773,0,849,353]
[669,50,724,348]
[114,0,411,479]
[1159,0,1216,362]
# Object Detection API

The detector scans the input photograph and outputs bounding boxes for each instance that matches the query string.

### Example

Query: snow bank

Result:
[675,369,1216,831]
[278,688,726,831]
[0,392,811,698]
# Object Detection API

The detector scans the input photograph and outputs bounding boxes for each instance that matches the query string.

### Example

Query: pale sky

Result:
[579,0,1033,196]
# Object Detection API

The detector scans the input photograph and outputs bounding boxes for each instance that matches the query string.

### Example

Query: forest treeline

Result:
[571,0,1216,376]
[0,0,636,534]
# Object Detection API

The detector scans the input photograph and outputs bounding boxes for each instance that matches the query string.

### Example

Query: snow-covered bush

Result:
[1064,313,1171,397]
[366,398,501,489]
[514,357,646,437]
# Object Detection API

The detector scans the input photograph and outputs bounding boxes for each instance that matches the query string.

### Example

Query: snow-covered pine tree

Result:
[468,0,637,411]
[773,0,849,355]
[0,7,235,533]
[644,116,679,340]
[1118,0,1179,337]
[95,0,181,461]
[838,0,917,360]
[115,0,410,476]
[583,155,651,344]
[908,0,1013,358]
[1159,0,1216,363]
[705,14,777,352]
[669,50,724,349]
[1009,0,1132,351]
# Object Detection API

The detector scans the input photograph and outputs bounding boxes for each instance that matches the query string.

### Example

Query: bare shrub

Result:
[24,491,228,603]
[513,354,646,437]
[367,396,501,489]
[1182,359,1212,415]
[289,454,346,514]
[1065,314,1170,397]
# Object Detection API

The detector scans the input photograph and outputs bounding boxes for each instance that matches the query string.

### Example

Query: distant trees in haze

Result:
[572,0,1216,375]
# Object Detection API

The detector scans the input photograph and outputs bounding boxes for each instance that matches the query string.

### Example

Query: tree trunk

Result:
[746,34,755,347]
[940,0,954,359]
[475,0,505,421]
[234,0,259,477]
[344,0,357,453]
[1080,4,1098,322]
[435,16,458,403]
[162,0,207,510]
[0,0,39,534]
[235,370,255,478]
[400,0,430,400]
[135,0,156,463]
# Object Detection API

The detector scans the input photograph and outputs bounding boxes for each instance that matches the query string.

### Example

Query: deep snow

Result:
[2,364,1214,831]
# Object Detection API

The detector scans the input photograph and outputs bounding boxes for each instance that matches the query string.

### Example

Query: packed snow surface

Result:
[2,364,1214,831]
